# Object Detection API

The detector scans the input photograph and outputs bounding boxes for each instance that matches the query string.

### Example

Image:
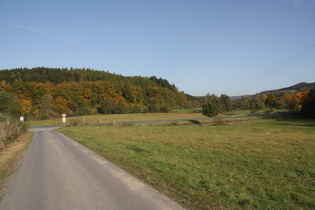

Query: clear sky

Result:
[1,0,314,96]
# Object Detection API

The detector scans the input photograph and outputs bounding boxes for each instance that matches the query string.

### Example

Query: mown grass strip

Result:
[59,118,315,209]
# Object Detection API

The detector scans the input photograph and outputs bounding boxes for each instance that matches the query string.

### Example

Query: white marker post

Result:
[61,114,67,126]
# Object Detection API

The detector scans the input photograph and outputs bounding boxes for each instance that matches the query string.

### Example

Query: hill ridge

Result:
[259,82,315,94]
[0,67,177,92]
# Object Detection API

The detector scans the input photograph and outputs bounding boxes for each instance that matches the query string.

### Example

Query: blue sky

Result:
[1,0,314,96]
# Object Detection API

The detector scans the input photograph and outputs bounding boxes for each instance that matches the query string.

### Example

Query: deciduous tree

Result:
[54,96,68,113]
[265,94,278,110]
[0,91,23,116]
[249,98,262,114]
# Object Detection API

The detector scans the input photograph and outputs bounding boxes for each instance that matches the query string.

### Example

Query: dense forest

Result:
[0,67,199,119]
[0,67,314,119]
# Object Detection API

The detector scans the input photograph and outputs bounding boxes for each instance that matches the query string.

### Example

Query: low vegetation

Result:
[30,112,209,127]
[0,113,31,200]
[59,116,315,209]
[0,114,29,150]
[0,132,33,200]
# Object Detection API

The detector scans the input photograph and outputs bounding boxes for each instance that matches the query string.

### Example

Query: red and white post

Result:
[61,114,67,126]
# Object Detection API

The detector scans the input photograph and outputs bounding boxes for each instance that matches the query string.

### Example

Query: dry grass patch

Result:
[0,132,33,200]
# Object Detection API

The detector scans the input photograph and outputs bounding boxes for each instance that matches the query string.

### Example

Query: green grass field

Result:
[30,112,209,127]
[29,109,286,127]
[58,116,315,209]
[226,109,289,115]
[173,108,202,113]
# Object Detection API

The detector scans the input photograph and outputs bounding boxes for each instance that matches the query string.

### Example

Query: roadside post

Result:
[20,116,24,122]
[62,114,67,126]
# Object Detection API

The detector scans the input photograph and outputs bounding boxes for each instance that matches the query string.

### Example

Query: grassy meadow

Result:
[29,109,278,127]
[59,116,315,209]
[226,109,289,115]
[29,112,209,127]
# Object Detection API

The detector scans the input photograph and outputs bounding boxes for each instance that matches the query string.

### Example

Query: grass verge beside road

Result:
[29,110,285,127]
[0,132,33,200]
[30,112,208,127]
[59,117,315,209]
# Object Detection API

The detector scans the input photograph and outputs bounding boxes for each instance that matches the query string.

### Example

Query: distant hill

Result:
[259,82,315,95]
[230,82,315,99]
[230,95,251,100]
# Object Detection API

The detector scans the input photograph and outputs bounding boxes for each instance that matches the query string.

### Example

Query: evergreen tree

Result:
[202,102,219,118]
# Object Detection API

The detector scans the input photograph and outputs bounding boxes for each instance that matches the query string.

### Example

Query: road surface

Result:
[0,129,183,210]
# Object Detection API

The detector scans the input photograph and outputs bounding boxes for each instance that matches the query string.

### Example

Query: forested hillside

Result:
[1,67,314,119]
[0,67,196,119]
[259,82,315,94]
[0,67,178,90]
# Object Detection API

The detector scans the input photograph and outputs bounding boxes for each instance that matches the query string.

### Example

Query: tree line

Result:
[0,67,178,92]
[201,89,315,118]
[231,91,311,114]
[0,68,192,119]
[0,67,314,119]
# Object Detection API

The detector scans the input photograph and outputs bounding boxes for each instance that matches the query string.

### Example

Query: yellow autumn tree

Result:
[54,96,68,113]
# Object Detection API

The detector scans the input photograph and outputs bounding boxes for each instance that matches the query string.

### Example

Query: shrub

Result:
[264,109,274,114]
[148,104,160,113]
[202,102,219,118]
[67,118,83,127]
[0,113,28,150]
[212,116,226,126]
[170,122,178,126]
[122,122,135,126]
[160,105,172,113]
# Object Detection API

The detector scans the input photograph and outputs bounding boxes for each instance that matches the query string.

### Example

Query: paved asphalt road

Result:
[0,128,183,210]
